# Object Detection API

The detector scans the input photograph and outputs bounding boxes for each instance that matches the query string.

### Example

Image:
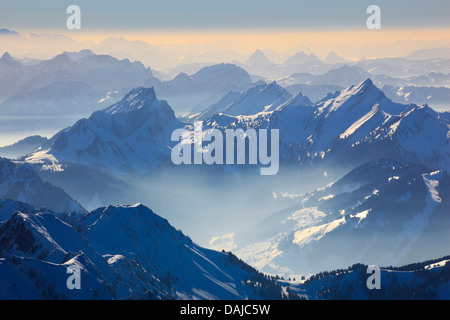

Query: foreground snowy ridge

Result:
[0,200,292,300]
[1,198,449,300]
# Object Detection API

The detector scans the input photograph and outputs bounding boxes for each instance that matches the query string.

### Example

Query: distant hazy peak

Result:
[285,51,320,64]
[246,49,273,65]
[0,52,21,66]
[324,51,348,64]
[62,49,96,61]
[0,28,19,36]
[0,52,12,60]
[284,91,313,107]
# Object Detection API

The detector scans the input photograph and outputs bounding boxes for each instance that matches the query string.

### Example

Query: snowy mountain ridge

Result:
[0,51,155,117]
[23,78,449,178]
[206,78,449,173]
[0,200,292,300]
[186,81,306,121]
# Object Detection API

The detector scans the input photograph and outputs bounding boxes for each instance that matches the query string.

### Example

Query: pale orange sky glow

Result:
[64,27,449,45]
[61,27,450,59]
[4,26,449,65]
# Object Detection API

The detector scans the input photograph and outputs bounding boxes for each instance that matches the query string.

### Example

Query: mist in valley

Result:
[38,160,344,249]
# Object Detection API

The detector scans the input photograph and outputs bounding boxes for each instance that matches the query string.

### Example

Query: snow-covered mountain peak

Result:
[262,81,281,92]
[241,81,288,98]
[26,86,184,173]
[319,78,386,115]
[86,203,162,226]
[188,81,292,120]
[347,78,378,96]
[81,204,181,253]
[0,157,85,213]
[0,157,34,180]
[104,87,158,115]
[0,200,293,300]
[0,211,51,257]
[339,78,384,104]
[283,91,313,108]
[0,210,85,263]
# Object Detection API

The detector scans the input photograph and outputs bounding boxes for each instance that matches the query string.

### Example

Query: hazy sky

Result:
[1,1,449,62]
[1,0,450,32]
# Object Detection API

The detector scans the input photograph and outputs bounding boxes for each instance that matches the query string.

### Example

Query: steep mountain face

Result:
[145,63,254,115]
[0,158,84,213]
[188,81,303,121]
[301,79,407,154]
[284,83,344,103]
[237,159,450,276]
[0,202,291,300]
[278,66,450,104]
[79,204,287,299]
[188,90,240,121]
[0,252,117,300]
[29,87,184,173]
